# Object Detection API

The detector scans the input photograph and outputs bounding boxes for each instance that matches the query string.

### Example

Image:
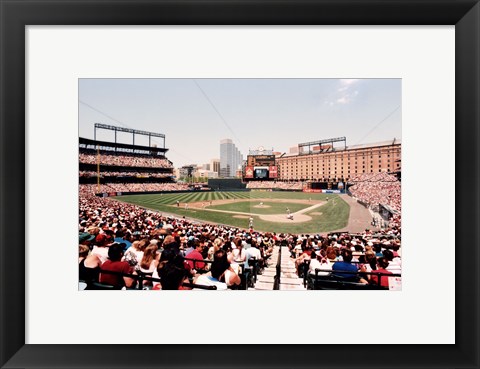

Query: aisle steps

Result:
[250,246,305,291]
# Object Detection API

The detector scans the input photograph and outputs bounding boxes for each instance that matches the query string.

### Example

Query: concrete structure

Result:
[277,139,401,182]
[179,165,195,179]
[210,158,220,176]
[220,139,243,178]
[194,169,219,178]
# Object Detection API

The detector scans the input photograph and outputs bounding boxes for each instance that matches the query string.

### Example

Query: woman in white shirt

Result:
[309,250,332,276]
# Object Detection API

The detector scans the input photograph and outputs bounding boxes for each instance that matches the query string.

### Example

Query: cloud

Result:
[326,80,361,106]
[339,79,359,86]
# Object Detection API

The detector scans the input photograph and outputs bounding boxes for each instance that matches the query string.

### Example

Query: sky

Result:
[79,78,401,168]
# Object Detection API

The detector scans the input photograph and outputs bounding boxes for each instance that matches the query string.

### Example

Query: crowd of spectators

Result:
[79,186,402,290]
[79,152,173,168]
[246,181,305,190]
[289,227,401,289]
[348,172,401,213]
[80,183,190,195]
[79,191,277,290]
[80,171,173,179]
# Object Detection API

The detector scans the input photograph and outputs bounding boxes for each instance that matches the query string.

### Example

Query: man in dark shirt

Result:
[332,248,358,280]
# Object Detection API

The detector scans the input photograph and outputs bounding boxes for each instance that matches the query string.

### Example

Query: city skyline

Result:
[219,138,243,177]
[79,78,401,167]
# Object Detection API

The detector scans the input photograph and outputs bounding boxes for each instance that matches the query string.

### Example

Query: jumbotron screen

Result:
[254,168,269,179]
[245,165,278,179]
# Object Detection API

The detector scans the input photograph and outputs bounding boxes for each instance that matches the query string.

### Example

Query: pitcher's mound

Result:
[253,204,271,208]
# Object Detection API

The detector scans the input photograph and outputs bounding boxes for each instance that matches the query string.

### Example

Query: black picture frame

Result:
[1,0,478,368]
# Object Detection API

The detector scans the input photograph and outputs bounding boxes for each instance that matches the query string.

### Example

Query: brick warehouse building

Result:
[276,139,401,183]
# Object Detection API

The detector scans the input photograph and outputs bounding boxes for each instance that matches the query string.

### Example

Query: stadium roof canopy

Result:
[280,139,402,158]
[79,137,168,154]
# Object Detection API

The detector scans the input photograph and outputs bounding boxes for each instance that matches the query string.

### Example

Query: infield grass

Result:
[115,190,349,234]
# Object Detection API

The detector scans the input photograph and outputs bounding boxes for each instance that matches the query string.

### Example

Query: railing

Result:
[86,255,264,291]
[183,256,261,289]
[84,268,217,290]
[300,259,401,289]
[307,267,401,290]
[183,257,212,274]
[273,246,282,290]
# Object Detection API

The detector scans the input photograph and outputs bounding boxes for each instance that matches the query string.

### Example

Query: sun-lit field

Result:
[115,190,350,234]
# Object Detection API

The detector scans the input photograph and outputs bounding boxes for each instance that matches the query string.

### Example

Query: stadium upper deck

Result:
[79,136,175,187]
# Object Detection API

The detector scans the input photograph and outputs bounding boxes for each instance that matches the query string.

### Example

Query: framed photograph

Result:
[1,0,478,368]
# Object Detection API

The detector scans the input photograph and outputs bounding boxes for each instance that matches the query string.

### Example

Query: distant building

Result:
[278,140,401,182]
[220,139,243,177]
[195,169,219,179]
[179,165,195,178]
[210,158,220,175]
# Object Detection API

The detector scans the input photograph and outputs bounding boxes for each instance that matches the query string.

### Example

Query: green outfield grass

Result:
[115,190,350,233]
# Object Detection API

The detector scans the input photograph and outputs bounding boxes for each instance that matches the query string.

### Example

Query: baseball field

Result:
[115,190,350,234]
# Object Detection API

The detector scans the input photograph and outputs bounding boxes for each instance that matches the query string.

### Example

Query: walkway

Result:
[250,246,306,291]
[332,194,379,233]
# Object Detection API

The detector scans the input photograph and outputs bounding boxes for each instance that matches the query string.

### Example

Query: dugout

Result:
[379,204,400,220]
[306,181,344,191]
[208,178,247,190]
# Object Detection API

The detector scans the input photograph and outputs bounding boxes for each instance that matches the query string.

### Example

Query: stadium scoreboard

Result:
[247,154,275,167]
[245,154,277,179]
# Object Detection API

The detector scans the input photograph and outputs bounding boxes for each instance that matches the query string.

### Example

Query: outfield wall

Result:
[208,178,246,190]
[303,189,343,194]
[95,189,253,197]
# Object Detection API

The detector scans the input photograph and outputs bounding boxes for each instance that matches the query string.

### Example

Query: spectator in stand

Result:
[154,248,190,290]
[114,230,132,250]
[91,233,112,264]
[139,244,159,275]
[162,235,178,250]
[195,249,240,290]
[361,250,377,273]
[332,248,360,281]
[185,239,206,271]
[246,240,262,267]
[309,250,332,276]
[99,243,136,289]
[370,257,392,288]
[79,245,101,286]
[373,244,383,257]
[79,231,95,246]
[232,238,247,264]
[208,238,223,263]
[382,249,401,275]
[295,242,313,275]
[123,239,148,267]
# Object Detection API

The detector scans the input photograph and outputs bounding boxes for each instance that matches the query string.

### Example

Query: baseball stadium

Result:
[79,124,401,291]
